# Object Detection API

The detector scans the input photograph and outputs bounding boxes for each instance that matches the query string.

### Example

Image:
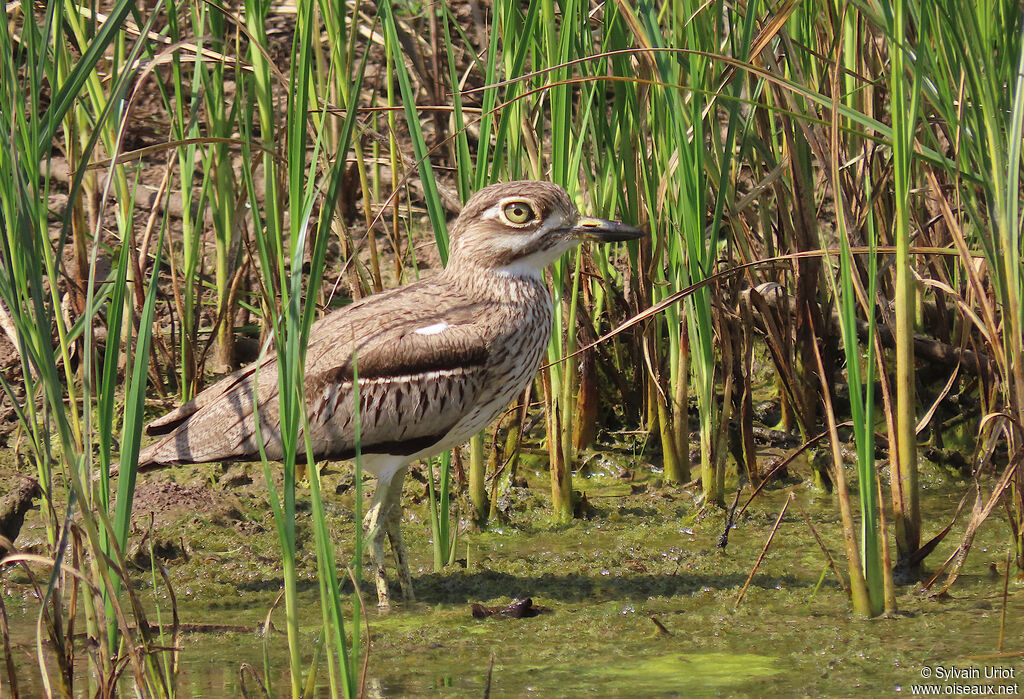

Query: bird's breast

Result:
[440,276,553,446]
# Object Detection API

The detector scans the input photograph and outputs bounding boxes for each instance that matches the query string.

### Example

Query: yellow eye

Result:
[502,201,536,225]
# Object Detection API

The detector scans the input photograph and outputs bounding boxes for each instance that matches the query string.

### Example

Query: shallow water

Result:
[3,462,1022,696]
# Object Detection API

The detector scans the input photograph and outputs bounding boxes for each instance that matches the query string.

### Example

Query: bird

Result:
[135,180,644,607]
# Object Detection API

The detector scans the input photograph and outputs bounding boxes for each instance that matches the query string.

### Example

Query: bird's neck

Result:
[442,258,550,305]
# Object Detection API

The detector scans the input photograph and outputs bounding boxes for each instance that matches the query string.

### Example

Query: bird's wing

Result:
[301,301,492,460]
[137,351,284,467]
[144,356,275,436]
[137,280,494,467]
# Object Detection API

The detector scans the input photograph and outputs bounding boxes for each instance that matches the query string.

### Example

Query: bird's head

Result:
[446,181,644,279]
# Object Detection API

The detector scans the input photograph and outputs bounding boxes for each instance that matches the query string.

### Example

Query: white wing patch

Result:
[413,321,450,336]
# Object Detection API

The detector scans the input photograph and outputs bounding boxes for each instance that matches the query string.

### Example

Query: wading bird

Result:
[136,180,643,607]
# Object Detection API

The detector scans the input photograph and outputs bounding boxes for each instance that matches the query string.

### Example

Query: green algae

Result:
[3,460,1023,696]
[592,652,782,691]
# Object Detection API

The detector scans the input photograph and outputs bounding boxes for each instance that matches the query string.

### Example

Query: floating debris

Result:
[471,598,550,619]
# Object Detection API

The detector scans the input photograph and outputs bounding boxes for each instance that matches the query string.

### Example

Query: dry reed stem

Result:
[735,493,792,606]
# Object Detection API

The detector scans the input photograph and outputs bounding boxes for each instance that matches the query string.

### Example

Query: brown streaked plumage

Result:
[136,180,644,607]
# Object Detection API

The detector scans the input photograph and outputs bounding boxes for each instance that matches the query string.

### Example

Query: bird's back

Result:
[136,272,552,470]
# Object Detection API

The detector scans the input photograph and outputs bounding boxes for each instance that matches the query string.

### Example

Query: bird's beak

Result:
[572,215,645,243]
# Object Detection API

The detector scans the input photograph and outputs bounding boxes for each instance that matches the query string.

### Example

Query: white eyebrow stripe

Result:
[480,204,503,220]
[413,321,450,335]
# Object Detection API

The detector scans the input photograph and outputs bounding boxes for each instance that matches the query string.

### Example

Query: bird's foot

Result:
[385,513,415,603]
[375,565,393,609]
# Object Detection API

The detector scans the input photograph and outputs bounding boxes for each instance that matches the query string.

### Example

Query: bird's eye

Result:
[502,201,536,225]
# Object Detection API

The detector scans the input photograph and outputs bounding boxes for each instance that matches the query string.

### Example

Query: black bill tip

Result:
[572,215,645,243]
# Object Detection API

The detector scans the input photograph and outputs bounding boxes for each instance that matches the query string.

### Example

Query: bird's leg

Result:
[363,483,393,608]
[383,466,414,602]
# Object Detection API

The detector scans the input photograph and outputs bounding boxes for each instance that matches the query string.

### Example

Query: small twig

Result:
[261,589,284,636]
[998,548,1011,653]
[238,663,271,699]
[796,505,850,597]
[876,475,897,615]
[0,591,20,699]
[649,616,672,636]
[736,493,792,606]
[737,429,834,518]
[718,482,743,549]
[157,561,180,677]
[930,443,1021,595]
[345,565,372,699]
[483,652,495,699]
[967,651,1024,661]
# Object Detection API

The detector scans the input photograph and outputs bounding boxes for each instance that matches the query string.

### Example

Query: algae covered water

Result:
[3,463,1021,696]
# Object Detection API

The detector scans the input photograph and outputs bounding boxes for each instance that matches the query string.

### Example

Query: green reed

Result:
[427,452,458,570]
[204,8,241,371]
[464,0,542,525]
[820,19,884,616]
[0,0,182,690]
[628,1,724,502]
[540,0,583,525]
[380,0,449,263]
[161,0,204,400]
[240,0,368,692]
[909,0,1024,569]
[887,0,923,577]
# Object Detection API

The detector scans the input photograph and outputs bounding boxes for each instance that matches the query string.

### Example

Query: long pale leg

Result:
[383,466,413,602]
[363,482,393,608]
[362,465,411,608]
